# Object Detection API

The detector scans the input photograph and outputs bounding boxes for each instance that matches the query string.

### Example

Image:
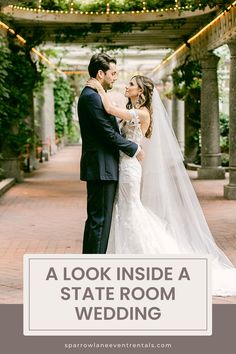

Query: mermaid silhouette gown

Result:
[106,110,236,296]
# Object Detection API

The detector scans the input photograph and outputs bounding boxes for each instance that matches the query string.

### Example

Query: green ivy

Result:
[172,60,229,165]
[0,35,45,158]
[53,76,76,140]
[0,38,11,125]
[219,112,229,166]
[172,60,202,164]
[172,59,202,100]
[42,0,70,11]
[54,23,102,43]
[180,1,231,11]
[18,1,38,7]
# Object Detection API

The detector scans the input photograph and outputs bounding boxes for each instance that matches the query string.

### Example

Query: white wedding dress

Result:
[107,90,236,296]
[107,114,179,254]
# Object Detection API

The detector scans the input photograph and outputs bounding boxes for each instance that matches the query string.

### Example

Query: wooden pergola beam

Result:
[2,6,216,24]
[153,5,236,78]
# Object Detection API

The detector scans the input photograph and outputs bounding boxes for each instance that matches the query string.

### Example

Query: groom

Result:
[78,53,143,254]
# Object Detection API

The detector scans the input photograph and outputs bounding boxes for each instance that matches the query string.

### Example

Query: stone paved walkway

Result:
[0,146,236,303]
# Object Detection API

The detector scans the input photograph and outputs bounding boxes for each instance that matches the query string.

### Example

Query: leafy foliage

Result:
[172,59,202,100]
[53,76,76,139]
[146,0,175,10]
[54,23,102,43]
[180,1,231,11]
[172,60,202,163]
[42,0,70,11]
[0,34,45,157]
[220,112,229,166]
[172,59,229,165]
[0,37,11,123]
[17,1,38,6]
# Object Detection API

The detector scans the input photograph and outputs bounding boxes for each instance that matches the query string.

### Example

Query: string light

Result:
[0,21,10,30]
[70,1,74,14]
[106,2,110,15]
[0,20,62,74]
[151,1,236,74]
[7,3,197,16]
[62,70,87,75]
[16,34,26,44]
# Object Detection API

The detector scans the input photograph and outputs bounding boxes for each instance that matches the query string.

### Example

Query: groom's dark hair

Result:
[88,53,117,78]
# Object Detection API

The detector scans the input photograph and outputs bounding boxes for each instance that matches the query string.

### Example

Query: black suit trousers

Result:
[82,180,118,254]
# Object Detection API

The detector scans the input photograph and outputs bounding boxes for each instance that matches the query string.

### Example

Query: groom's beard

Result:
[103,82,113,91]
[102,79,115,91]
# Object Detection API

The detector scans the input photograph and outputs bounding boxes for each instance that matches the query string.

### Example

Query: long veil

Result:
[141,88,234,272]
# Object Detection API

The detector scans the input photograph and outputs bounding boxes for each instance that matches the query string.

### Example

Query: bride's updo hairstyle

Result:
[126,75,154,138]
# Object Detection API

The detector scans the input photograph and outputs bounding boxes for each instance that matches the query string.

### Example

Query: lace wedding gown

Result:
[107,110,236,296]
[107,114,179,254]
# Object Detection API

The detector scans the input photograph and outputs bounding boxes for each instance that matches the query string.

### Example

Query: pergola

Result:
[1,1,236,199]
[2,4,218,49]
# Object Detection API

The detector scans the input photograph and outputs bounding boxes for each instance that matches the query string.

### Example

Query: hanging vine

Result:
[172,59,202,164]
[0,30,46,158]
[53,76,76,141]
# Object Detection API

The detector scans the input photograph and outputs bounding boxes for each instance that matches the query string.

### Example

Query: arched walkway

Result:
[0,2,236,305]
[0,145,236,303]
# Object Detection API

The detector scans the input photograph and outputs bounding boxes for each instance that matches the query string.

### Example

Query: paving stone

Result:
[0,146,236,304]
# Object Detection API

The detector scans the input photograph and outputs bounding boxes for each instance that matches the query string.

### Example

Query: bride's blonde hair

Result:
[126,75,154,138]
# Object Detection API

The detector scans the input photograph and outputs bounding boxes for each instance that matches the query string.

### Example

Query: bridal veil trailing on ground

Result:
[141,88,236,296]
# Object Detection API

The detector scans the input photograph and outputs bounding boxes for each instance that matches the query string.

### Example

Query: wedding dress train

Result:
[107,90,236,296]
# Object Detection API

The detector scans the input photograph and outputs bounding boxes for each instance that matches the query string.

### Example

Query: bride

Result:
[87,75,236,296]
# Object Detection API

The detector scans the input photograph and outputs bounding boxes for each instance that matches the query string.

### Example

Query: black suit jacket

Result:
[78,87,138,181]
